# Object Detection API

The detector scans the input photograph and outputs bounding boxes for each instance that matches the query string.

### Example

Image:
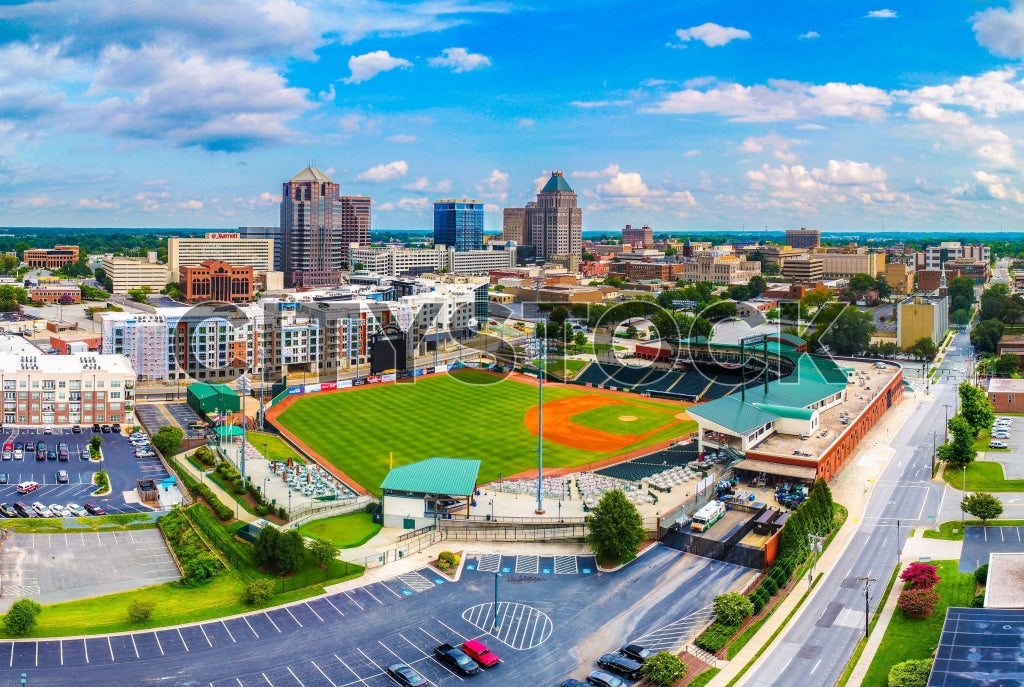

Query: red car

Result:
[461,639,500,667]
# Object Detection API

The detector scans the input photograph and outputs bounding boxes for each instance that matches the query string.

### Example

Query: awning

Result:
[735,458,817,481]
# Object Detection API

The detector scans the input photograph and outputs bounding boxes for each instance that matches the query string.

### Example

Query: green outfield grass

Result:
[275,369,695,494]
[297,512,381,548]
[570,403,679,436]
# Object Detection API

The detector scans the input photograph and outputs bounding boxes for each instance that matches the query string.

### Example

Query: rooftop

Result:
[290,166,333,183]
[988,378,1024,393]
[381,457,481,496]
[985,552,1024,608]
[540,171,574,194]
[0,351,135,375]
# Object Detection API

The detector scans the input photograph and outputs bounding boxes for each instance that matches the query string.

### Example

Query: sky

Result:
[3,1,1024,233]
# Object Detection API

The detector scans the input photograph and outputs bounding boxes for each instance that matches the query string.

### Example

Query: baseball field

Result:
[270,368,696,494]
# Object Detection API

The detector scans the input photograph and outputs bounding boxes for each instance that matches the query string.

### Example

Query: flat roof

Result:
[735,458,816,480]
[988,378,1024,393]
[930,607,1024,686]
[985,552,1024,608]
[0,351,134,375]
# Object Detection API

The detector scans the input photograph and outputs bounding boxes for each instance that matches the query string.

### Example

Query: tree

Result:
[625,325,639,340]
[959,382,995,435]
[713,592,754,626]
[847,273,876,294]
[703,300,738,322]
[254,525,280,567]
[747,275,767,298]
[162,282,183,301]
[0,253,19,274]
[94,267,114,292]
[274,529,306,574]
[245,579,276,605]
[888,659,933,687]
[950,308,971,327]
[908,337,937,361]
[820,306,876,355]
[127,285,152,303]
[996,353,1020,377]
[937,415,977,469]
[3,599,42,635]
[0,284,28,312]
[726,284,749,301]
[549,306,569,327]
[765,307,779,322]
[307,538,340,568]
[604,276,623,288]
[961,493,1004,524]
[897,588,940,618]
[874,276,892,300]
[947,276,976,309]
[970,318,1004,354]
[585,489,645,565]
[89,434,103,451]
[127,598,156,623]
[900,562,940,590]
[151,425,184,456]
[800,289,831,312]
[573,330,588,351]
[641,651,687,686]
[980,283,1010,321]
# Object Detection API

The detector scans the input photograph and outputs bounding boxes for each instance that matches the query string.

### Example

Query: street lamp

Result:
[491,572,501,632]
[263,477,269,495]
[489,499,494,520]
[288,490,291,517]
[961,465,968,524]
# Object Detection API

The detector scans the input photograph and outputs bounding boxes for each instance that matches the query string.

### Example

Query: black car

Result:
[58,451,69,461]
[585,672,624,687]
[24,443,34,455]
[71,425,81,433]
[83,502,106,515]
[0,503,17,518]
[101,425,111,433]
[385,663,427,686]
[47,450,57,461]
[92,423,100,432]
[559,681,588,687]
[597,654,642,680]
[13,442,22,451]
[619,644,653,664]
[111,423,121,433]
[0,473,7,484]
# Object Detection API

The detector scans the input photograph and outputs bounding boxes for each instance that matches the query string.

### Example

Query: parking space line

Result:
[35,640,38,667]
[285,607,302,628]
[264,613,281,634]
[221,620,236,643]
[377,640,405,663]
[344,591,363,611]
[362,586,382,605]
[356,648,386,675]
[107,636,114,662]
[154,632,164,656]
[335,655,370,687]
[325,597,345,616]
[200,624,213,648]
[178,628,188,652]
[304,602,323,623]
[286,666,305,686]
[311,660,337,686]
[84,638,88,664]
[60,639,63,665]
[436,620,467,641]
[130,633,139,659]
[378,583,402,599]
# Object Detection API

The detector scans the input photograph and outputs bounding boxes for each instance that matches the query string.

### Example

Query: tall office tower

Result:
[501,206,529,244]
[433,199,484,251]
[785,227,821,249]
[528,171,582,260]
[280,166,342,288]
[340,195,371,266]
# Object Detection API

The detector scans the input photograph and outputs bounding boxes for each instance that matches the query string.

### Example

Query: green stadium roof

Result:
[687,396,780,433]
[189,382,239,400]
[541,172,574,193]
[381,457,481,496]
[214,425,244,438]
[752,403,816,420]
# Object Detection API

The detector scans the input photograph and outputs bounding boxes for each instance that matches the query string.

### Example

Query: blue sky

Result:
[2,1,1024,233]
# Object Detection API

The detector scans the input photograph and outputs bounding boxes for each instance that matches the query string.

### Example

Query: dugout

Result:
[380,457,481,529]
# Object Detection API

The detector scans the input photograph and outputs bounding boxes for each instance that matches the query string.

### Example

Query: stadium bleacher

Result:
[595,443,700,482]
[572,361,780,402]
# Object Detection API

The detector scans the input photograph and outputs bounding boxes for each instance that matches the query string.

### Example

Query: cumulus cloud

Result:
[569,100,632,108]
[908,101,1015,169]
[379,197,429,212]
[739,132,803,163]
[586,167,697,210]
[318,84,336,102]
[355,160,409,182]
[675,22,751,47]
[343,50,412,84]
[428,47,491,73]
[973,3,1024,58]
[644,78,891,122]
[79,197,117,209]
[516,118,534,129]
[905,68,1024,117]
[178,199,204,210]
[403,177,452,193]
[480,169,510,197]
[387,134,416,143]
[818,159,887,184]
[337,113,380,134]
[955,170,1024,203]
[865,9,897,18]
[572,164,621,179]
[744,160,901,209]
[799,31,820,39]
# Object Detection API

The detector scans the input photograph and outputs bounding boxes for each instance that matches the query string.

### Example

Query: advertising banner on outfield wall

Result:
[338,380,353,389]
[287,386,304,395]
[321,382,337,391]
[306,383,321,393]
[382,373,397,383]
[352,379,366,386]
[368,375,382,384]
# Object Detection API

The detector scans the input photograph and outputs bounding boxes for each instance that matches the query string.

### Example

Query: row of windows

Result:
[1,379,121,390]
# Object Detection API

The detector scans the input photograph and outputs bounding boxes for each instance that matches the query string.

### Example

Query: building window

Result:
[1009,394,1013,405]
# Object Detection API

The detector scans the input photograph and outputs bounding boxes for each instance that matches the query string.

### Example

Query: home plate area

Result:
[464,553,596,576]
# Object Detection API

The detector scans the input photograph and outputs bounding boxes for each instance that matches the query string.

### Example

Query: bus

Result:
[691,500,726,533]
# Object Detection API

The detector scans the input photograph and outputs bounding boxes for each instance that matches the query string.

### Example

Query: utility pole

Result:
[808,534,825,589]
[942,403,952,441]
[931,431,936,477]
[856,576,878,638]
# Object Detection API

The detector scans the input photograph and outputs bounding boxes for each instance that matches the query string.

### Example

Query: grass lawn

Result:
[923,519,1024,540]
[246,431,305,463]
[571,402,679,436]
[861,560,977,687]
[275,369,695,494]
[297,511,381,548]
[941,461,1024,492]
[973,428,1010,453]
[530,357,588,380]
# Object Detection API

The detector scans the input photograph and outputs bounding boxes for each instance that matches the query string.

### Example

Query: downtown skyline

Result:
[3,1,1024,233]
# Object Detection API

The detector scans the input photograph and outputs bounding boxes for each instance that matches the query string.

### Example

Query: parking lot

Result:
[0,529,179,611]
[0,427,172,515]
[959,525,1024,572]
[981,417,1024,479]
[135,402,207,442]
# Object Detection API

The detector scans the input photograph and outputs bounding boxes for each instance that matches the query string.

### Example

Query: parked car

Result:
[31,502,48,516]
[1,450,9,461]
[66,503,87,517]
[559,681,588,687]
[47,450,57,461]
[618,644,653,664]
[24,443,34,455]
[16,481,39,494]
[585,672,624,687]
[597,653,642,680]
[990,440,1009,449]
[13,502,34,518]
[56,470,69,484]
[71,425,81,433]
[49,504,68,518]
[101,425,111,433]
[83,502,105,515]
[79,449,90,460]
[111,423,121,433]
[13,441,22,451]
[0,503,17,518]
[461,639,500,667]
[36,440,46,454]
[434,643,480,675]
[135,449,156,458]
[0,473,8,484]
[43,426,52,434]
[92,423,100,432]
[385,663,427,686]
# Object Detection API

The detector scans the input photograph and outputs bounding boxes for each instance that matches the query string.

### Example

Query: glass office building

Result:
[433,199,484,252]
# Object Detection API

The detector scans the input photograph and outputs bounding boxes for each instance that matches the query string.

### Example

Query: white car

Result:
[31,502,48,516]
[66,503,87,517]
[48,504,68,518]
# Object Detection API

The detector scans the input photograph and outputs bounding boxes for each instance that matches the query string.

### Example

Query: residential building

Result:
[622,224,654,249]
[807,251,885,278]
[915,242,990,270]
[0,352,135,427]
[180,260,255,303]
[99,254,171,294]
[238,226,282,270]
[785,228,821,249]
[349,244,516,277]
[168,233,274,274]
[680,254,761,284]
[433,199,483,252]
[503,171,582,262]
[896,295,949,348]
[884,263,915,296]
[24,245,79,270]
[987,378,1024,413]
[781,257,825,283]
[29,285,81,304]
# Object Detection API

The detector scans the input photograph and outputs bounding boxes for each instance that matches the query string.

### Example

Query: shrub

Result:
[277,506,287,520]
[94,469,110,492]
[642,651,687,686]
[897,588,940,618]
[900,562,940,590]
[255,504,270,516]
[3,599,42,635]
[193,446,215,467]
[245,579,276,606]
[887,658,933,687]
[762,577,779,596]
[750,589,767,614]
[233,478,247,495]
[307,538,340,568]
[970,593,986,608]
[438,550,460,567]
[713,592,754,626]
[127,599,156,624]
[975,564,989,585]
[694,621,738,653]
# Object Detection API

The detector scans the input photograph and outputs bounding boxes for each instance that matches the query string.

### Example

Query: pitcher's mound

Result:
[618,415,638,422]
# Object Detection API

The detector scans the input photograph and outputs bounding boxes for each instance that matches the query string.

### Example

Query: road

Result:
[991,257,1010,287]
[743,331,972,687]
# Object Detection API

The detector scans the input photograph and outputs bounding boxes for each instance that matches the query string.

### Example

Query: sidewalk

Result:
[709,390,928,687]
[173,449,258,524]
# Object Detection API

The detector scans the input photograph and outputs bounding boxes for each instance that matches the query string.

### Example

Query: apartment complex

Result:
[433,200,483,252]
[24,245,80,269]
[350,244,516,277]
[808,251,885,278]
[0,352,135,427]
[180,260,255,303]
[167,233,274,274]
[280,166,370,288]
[502,171,582,262]
[896,295,949,348]
[785,228,821,249]
[915,242,990,270]
[99,254,172,294]
[622,224,654,249]
[680,254,761,284]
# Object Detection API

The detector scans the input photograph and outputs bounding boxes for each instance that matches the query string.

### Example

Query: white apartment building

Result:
[167,233,275,274]
[681,254,761,284]
[349,244,516,277]
[100,254,172,294]
[0,352,135,427]
[915,242,990,270]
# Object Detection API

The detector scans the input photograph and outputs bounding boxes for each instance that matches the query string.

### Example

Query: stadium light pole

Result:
[491,572,501,632]
[535,271,545,515]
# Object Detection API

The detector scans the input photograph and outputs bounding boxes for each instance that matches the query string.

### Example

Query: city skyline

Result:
[3,1,1024,233]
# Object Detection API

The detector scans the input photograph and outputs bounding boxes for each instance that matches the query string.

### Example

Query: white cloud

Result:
[178,199,204,210]
[343,50,412,84]
[973,3,1024,58]
[318,84,336,102]
[482,169,510,195]
[739,132,803,163]
[337,113,380,134]
[78,197,117,209]
[516,118,534,129]
[598,172,650,198]
[398,197,429,210]
[403,177,452,193]
[905,68,1024,117]
[955,170,1024,203]
[799,31,820,39]
[427,47,491,73]
[908,101,1015,169]
[572,164,621,179]
[321,1,511,45]
[818,159,887,184]
[744,160,902,209]
[569,100,632,108]
[387,134,416,143]
[644,78,891,122]
[865,9,897,19]
[588,168,698,210]
[684,150,702,157]
[355,160,409,182]
[675,23,751,48]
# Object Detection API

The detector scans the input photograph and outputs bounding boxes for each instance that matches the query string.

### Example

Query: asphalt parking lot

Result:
[5,546,756,686]
[0,529,179,612]
[959,525,1024,572]
[0,427,170,515]
[135,402,206,441]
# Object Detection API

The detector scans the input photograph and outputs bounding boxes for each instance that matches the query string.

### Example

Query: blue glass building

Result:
[433,199,484,252]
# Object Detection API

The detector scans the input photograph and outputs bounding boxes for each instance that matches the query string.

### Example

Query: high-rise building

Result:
[168,233,274,274]
[280,167,371,288]
[238,226,282,270]
[433,199,483,251]
[622,224,654,249]
[785,228,821,249]
[503,172,582,262]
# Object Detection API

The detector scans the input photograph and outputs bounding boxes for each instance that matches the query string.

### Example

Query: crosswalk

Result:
[553,555,578,574]
[397,570,435,592]
[463,553,594,576]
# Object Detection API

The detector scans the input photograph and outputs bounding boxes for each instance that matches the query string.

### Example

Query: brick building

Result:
[180,260,255,303]
[24,245,79,269]
[987,378,1024,413]
[29,285,81,304]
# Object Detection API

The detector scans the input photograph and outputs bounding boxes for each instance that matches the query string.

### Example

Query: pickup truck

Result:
[433,643,480,675]
[461,639,500,667]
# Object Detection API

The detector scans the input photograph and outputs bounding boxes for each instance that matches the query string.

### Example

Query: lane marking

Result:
[285,606,303,628]
[222,620,236,643]
[305,602,324,623]
[311,659,337,686]
[244,616,261,638]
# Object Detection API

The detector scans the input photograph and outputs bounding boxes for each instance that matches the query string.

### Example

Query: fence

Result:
[660,503,768,570]
[440,522,589,542]
[343,527,443,568]
[285,496,372,530]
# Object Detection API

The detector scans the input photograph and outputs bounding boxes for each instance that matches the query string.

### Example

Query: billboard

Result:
[370,331,407,374]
